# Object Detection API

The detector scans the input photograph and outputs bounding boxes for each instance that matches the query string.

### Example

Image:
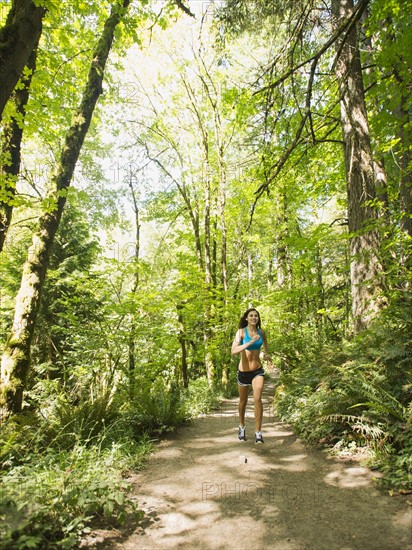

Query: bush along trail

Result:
[81,374,412,550]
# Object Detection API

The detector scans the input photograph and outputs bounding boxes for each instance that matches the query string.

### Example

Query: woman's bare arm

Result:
[261,330,273,362]
[231,329,260,355]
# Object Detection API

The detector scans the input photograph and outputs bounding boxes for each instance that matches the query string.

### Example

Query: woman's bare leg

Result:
[252,375,265,432]
[238,384,249,426]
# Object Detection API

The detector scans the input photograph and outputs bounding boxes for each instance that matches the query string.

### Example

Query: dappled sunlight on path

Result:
[84,376,412,549]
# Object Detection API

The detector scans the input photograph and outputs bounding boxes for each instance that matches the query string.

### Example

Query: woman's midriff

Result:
[238,349,262,372]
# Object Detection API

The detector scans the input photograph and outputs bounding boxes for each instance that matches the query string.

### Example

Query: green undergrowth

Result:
[0,376,221,549]
[0,441,147,550]
[183,377,222,417]
[273,297,412,492]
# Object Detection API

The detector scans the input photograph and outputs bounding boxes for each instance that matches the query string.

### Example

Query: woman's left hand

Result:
[263,352,274,367]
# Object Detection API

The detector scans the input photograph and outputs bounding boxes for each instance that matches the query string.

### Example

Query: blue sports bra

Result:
[241,327,263,350]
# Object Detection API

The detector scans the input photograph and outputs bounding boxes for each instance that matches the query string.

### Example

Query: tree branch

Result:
[256,0,370,96]
[174,0,195,18]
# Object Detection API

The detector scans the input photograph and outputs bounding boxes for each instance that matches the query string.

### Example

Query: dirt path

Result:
[84,375,412,550]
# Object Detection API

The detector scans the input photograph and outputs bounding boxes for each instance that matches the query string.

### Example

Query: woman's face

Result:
[246,310,259,325]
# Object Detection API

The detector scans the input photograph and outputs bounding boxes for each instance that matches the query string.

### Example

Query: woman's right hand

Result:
[247,333,260,346]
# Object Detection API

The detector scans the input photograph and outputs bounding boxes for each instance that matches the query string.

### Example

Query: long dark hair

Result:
[238,308,262,329]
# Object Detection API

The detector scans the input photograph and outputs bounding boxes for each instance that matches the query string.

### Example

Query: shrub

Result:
[124,378,186,436]
[0,441,147,549]
[273,297,412,490]
[0,390,155,549]
[183,377,221,418]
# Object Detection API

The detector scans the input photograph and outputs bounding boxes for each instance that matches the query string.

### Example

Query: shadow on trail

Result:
[84,375,412,550]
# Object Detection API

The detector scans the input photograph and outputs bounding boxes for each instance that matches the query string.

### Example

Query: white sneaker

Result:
[255,431,264,443]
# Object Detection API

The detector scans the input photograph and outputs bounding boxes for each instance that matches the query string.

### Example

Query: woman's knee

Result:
[239,395,248,406]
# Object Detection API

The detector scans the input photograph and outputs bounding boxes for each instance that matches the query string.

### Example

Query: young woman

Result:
[231,308,271,443]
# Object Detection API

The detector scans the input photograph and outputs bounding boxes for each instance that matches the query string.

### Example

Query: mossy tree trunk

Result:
[0,0,131,414]
[0,43,39,252]
[0,0,45,120]
[332,0,384,332]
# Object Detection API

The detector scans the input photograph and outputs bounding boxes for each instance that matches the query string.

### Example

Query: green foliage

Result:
[0,364,228,548]
[126,378,186,435]
[0,442,144,549]
[183,377,222,418]
[0,347,215,549]
[1,4,411,547]
[42,392,117,449]
[273,296,412,490]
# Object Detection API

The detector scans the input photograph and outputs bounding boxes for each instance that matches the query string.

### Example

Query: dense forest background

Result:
[0,0,411,547]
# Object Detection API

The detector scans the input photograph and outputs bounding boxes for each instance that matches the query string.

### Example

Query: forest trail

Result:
[83,375,412,550]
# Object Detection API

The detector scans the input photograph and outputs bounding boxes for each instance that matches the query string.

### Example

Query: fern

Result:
[340,375,407,421]
[323,414,387,441]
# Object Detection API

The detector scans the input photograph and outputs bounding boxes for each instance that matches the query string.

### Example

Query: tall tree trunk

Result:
[359,8,390,219]
[0,42,38,252]
[212,213,218,288]
[215,131,228,299]
[0,0,45,120]
[275,191,292,289]
[0,0,131,414]
[201,64,229,383]
[128,172,140,381]
[396,93,412,243]
[203,159,215,382]
[332,0,384,332]
[177,303,189,388]
[220,181,228,295]
[184,75,215,382]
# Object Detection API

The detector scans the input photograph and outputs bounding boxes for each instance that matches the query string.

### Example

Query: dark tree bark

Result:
[0,0,45,119]
[0,42,38,252]
[332,0,384,332]
[0,0,131,414]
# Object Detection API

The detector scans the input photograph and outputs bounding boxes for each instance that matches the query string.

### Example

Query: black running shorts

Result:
[237,367,265,386]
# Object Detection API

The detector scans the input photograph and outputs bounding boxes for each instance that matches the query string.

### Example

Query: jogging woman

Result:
[231,308,271,443]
